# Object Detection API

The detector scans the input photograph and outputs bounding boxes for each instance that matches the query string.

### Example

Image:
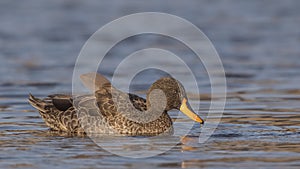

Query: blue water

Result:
[1,0,300,168]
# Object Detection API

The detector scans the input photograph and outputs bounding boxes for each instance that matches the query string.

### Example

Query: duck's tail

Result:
[28,94,63,131]
[28,94,48,113]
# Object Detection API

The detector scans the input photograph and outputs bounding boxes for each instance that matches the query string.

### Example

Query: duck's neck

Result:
[138,108,173,136]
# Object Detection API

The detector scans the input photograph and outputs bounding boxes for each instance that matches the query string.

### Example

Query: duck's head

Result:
[147,77,204,124]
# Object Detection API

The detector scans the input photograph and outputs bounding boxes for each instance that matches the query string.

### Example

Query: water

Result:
[1,0,300,168]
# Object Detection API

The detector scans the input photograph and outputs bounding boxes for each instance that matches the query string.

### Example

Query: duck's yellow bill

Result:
[180,98,204,124]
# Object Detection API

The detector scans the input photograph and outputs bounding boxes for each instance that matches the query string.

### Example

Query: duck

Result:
[28,72,204,136]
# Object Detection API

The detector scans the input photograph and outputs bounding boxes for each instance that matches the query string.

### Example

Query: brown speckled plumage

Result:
[28,73,202,136]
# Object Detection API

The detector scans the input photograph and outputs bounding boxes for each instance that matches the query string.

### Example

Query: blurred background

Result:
[0,0,299,169]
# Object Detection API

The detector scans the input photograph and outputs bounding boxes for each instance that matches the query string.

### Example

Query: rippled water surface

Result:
[1,0,300,168]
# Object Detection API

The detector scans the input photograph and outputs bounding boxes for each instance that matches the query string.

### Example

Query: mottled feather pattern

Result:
[95,84,173,135]
[28,74,198,136]
[29,88,172,135]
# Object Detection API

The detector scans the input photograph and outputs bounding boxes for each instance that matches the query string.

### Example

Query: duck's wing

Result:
[73,94,113,134]
[80,72,148,112]
[48,94,73,111]
[128,93,147,111]
[95,84,172,135]
[80,72,110,92]
[80,72,148,111]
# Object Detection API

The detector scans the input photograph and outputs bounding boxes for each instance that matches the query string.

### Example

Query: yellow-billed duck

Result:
[28,72,204,136]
